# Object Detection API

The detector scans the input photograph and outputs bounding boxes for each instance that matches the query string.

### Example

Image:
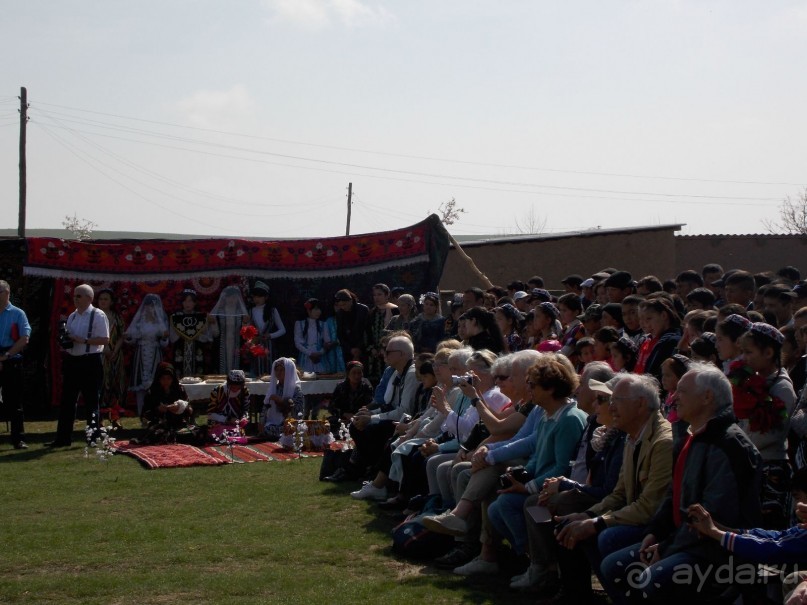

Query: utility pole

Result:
[345,182,353,236]
[18,86,28,237]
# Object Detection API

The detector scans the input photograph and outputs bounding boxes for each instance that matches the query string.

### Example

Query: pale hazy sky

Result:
[1,0,806,238]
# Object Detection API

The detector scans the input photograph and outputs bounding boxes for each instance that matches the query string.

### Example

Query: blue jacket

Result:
[524,401,588,494]
[487,404,544,465]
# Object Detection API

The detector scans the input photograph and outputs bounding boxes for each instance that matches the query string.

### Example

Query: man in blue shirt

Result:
[0,281,32,449]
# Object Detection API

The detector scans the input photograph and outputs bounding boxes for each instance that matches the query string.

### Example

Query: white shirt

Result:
[66,305,110,356]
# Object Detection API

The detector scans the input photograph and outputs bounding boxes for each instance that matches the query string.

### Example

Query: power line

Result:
[32,100,805,187]
[34,113,340,220]
[32,119,784,206]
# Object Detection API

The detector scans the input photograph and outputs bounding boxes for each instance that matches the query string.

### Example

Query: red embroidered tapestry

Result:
[26,216,443,281]
[23,216,451,409]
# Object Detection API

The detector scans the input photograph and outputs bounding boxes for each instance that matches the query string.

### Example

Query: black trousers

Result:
[349,420,396,471]
[0,357,24,442]
[56,354,103,444]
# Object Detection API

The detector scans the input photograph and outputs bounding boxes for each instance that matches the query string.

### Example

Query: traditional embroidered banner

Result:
[25,215,447,282]
[21,216,451,409]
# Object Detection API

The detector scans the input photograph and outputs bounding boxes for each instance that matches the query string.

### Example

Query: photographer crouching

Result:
[47,284,110,447]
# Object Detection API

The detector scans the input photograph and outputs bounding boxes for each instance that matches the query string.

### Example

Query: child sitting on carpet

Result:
[261,357,305,441]
[207,369,250,444]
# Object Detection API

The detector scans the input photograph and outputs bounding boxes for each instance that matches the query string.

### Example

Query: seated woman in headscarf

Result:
[125,293,170,418]
[133,362,200,445]
[207,369,250,444]
[209,285,249,375]
[261,357,305,441]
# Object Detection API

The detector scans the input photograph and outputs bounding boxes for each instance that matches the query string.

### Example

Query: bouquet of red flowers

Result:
[239,325,267,361]
[727,360,788,434]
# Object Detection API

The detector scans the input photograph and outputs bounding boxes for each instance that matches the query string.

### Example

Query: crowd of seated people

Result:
[323,264,807,604]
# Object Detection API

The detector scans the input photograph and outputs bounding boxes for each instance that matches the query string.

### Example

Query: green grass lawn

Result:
[0,420,544,605]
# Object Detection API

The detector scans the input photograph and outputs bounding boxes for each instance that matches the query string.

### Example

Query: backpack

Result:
[391,495,454,559]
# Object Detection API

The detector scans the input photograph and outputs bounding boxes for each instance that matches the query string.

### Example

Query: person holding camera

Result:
[456,355,586,580]
[0,280,31,450]
[48,284,110,447]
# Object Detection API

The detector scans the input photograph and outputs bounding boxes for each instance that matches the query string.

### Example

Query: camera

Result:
[498,465,530,489]
[451,373,474,387]
[57,320,74,350]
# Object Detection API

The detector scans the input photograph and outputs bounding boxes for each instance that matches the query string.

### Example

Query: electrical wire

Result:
[34,114,340,222]
[30,120,783,208]
[32,100,805,188]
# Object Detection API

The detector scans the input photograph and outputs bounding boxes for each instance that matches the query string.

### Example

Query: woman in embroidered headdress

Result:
[125,293,170,417]
[736,323,797,529]
[248,281,286,377]
[207,369,250,444]
[96,289,127,421]
[209,285,249,375]
[169,289,216,378]
[261,357,305,441]
[294,298,331,373]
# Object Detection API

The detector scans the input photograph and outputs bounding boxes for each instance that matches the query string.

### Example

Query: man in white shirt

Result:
[47,284,110,447]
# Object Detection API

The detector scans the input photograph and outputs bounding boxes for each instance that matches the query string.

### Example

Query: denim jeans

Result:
[487,492,529,554]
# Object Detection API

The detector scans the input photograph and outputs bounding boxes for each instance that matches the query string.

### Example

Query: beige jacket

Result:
[587,411,673,527]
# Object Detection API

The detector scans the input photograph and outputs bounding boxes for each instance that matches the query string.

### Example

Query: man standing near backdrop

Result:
[48,284,110,447]
[0,280,31,450]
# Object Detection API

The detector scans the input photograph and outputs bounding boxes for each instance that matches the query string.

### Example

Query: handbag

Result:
[460,420,490,452]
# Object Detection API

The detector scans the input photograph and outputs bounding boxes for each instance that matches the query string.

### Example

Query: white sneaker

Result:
[453,556,499,576]
[350,483,387,501]
[422,510,468,537]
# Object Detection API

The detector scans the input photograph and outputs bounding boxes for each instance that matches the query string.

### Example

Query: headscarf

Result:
[126,293,169,336]
[265,357,301,402]
[210,286,248,317]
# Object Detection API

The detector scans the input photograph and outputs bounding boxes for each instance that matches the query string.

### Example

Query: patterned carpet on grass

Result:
[114,440,325,469]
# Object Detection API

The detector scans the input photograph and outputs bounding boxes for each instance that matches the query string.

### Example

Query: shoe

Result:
[13,441,28,450]
[377,495,406,510]
[510,565,559,592]
[45,440,71,448]
[350,483,388,501]
[433,545,477,569]
[422,510,468,537]
[324,468,347,482]
[453,556,499,576]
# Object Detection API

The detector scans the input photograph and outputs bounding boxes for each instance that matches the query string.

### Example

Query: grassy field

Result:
[0,419,545,605]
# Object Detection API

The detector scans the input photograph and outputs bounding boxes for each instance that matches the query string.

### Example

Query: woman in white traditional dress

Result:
[209,285,249,375]
[125,293,169,417]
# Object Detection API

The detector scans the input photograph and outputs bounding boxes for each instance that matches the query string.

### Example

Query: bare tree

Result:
[432,197,466,226]
[764,189,807,235]
[512,204,546,235]
[62,213,97,241]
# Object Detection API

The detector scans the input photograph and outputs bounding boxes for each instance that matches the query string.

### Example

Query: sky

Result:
[1,0,806,239]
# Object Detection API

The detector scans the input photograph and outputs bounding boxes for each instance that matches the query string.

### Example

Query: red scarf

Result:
[671,433,694,527]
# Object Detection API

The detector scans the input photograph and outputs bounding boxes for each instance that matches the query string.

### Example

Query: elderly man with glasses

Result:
[349,335,419,500]
[47,284,110,447]
[0,281,32,449]
[551,373,673,603]
[600,362,762,604]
